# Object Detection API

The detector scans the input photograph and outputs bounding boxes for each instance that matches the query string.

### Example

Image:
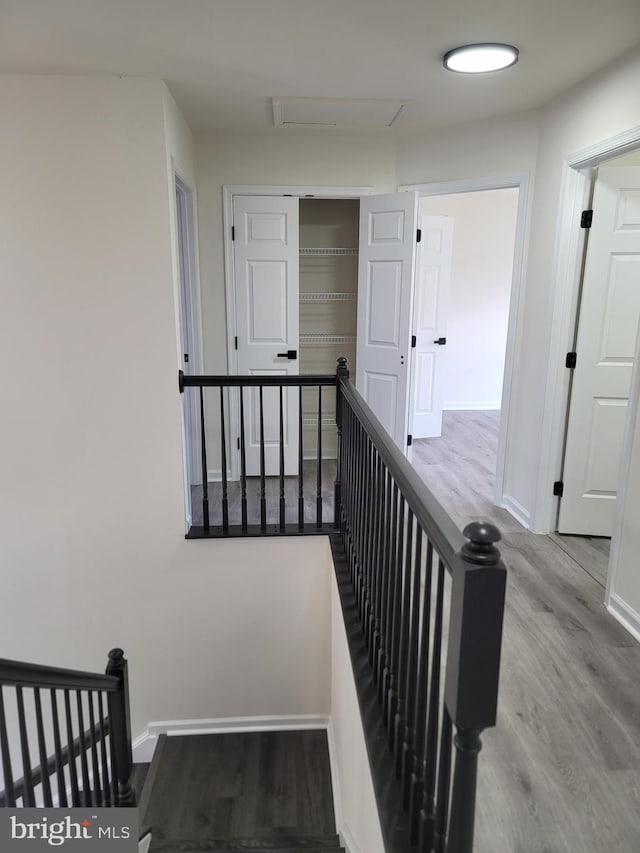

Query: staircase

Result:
[138,731,344,853]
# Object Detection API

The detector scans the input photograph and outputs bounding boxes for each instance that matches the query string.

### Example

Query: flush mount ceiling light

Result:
[443,43,519,74]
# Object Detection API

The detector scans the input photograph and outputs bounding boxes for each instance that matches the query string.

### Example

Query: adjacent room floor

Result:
[413,410,611,588]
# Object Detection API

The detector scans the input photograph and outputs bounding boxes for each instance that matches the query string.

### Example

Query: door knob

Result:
[276,350,297,359]
[433,337,447,345]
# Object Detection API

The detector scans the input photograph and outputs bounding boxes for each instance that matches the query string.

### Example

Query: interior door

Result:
[558,165,640,535]
[409,214,454,439]
[234,195,299,476]
[356,191,419,450]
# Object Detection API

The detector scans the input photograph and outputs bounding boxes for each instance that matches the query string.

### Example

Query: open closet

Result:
[299,198,359,459]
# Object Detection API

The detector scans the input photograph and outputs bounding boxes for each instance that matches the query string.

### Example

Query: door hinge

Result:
[580,209,593,229]
[183,353,189,364]
[565,351,577,369]
[411,335,416,348]
[407,434,413,446]
[416,228,422,243]
[234,336,238,350]
[231,225,235,240]
[237,437,240,450]
[553,480,564,497]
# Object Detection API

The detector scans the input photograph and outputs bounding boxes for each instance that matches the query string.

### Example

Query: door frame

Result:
[223,184,374,480]
[173,168,204,528]
[399,174,529,513]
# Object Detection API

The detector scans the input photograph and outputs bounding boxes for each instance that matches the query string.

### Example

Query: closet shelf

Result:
[299,247,358,257]
[302,415,336,427]
[300,334,356,346]
[299,292,356,303]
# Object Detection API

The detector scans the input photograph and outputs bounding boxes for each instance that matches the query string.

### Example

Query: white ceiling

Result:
[1,0,639,134]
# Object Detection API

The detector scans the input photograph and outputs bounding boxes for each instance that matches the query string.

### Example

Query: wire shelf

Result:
[299,247,358,257]
[299,334,356,346]
[299,292,356,303]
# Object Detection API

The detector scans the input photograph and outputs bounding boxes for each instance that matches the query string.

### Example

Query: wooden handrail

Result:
[0,658,119,692]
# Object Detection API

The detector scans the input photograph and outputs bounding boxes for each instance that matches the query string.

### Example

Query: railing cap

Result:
[461,521,502,566]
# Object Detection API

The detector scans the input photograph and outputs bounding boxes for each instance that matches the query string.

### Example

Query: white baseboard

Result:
[207,469,222,483]
[499,494,531,529]
[443,402,501,411]
[607,594,640,644]
[132,714,331,764]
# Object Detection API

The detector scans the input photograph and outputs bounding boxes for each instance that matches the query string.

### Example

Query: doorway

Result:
[552,148,640,585]
[404,183,523,522]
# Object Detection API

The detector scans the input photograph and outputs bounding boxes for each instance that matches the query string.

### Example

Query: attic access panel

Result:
[272,97,410,128]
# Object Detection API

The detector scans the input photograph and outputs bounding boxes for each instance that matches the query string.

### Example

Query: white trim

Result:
[568,124,640,169]
[534,123,640,534]
[132,714,331,763]
[207,468,222,483]
[607,594,640,645]
[443,401,501,411]
[223,184,374,481]
[531,165,591,532]
[398,174,529,514]
[499,494,531,530]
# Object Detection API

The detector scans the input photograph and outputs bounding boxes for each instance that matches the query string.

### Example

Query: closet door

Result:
[356,192,419,451]
[234,195,299,475]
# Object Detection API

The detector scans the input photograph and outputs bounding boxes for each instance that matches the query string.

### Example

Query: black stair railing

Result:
[0,649,134,808]
[179,370,340,537]
[334,358,507,853]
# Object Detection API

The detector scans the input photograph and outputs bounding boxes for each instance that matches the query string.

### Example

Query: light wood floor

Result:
[415,412,640,853]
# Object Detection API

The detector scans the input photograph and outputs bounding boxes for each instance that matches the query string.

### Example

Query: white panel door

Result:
[559,166,640,535]
[356,192,419,450]
[234,195,299,476]
[410,215,454,439]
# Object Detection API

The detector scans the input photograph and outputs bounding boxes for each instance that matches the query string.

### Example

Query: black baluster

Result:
[88,692,102,807]
[387,496,406,744]
[63,689,80,806]
[239,389,248,532]
[97,693,111,806]
[298,386,304,529]
[199,386,209,533]
[374,468,392,684]
[259,386,266,531]
[279,385,285,531]
[49,691,67,806]
[316,385,323,528]
[76,692,92,806]
[106,649,134,807]
[409,541,434,840]
[16,687,35,806]
[418,557,446,850]
[394,510,414,771]
[220,387,229,533]
[33,688,53,806]
[334,357,349,529]
[0,687,16,806]
[380,480,399,708]
[366,452,381,654]
[431,709,453,853]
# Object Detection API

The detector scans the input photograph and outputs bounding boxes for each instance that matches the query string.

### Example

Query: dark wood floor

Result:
[143,731,342,853]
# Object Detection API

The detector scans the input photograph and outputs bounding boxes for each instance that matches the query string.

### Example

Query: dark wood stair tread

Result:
[149,837,343,852]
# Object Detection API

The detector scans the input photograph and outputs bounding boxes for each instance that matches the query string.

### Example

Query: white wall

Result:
[421,189,519,410]
[194,132,397,374]
[330,577,385,853]
[0,76,332,741]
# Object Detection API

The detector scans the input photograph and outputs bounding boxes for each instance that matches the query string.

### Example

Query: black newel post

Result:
[334,357,350,530]
[443,522,506,853]
[106,649,135,807]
